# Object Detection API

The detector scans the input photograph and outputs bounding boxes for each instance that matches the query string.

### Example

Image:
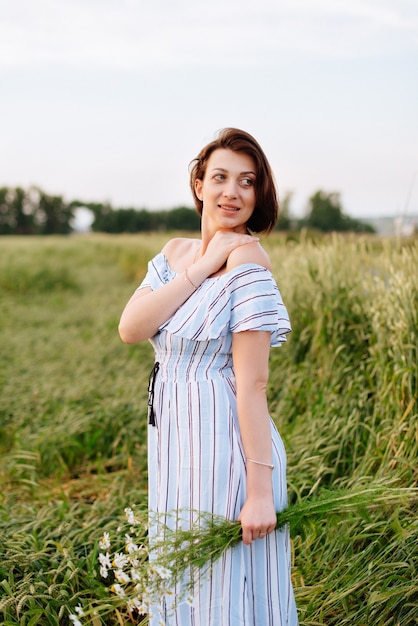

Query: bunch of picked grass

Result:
[74,485,417,624]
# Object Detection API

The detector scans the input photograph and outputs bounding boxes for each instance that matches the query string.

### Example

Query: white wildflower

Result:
[125,533,139,553]
[131,567,142,582]
[127,597,147,613]
[99,531,111,550]
[115,569,131,584]
[69,614,82,626]
[98,552,112,568]
[111,583,126,598]
[98,551,112,578]
[75,605,85,617]
[113,552,129,569]
[152,564,172,580]
[124,507,137,525]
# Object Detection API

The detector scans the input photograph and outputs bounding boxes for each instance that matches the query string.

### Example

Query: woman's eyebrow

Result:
[210,167,256,176]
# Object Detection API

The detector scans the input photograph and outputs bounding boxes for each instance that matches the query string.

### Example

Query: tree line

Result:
[0,185,374,235]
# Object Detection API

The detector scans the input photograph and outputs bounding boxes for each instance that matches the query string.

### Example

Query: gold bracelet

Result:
[184,267,198,290]
[246,458,275,470]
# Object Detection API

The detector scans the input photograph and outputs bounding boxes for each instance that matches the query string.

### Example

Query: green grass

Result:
[0,232,417,625]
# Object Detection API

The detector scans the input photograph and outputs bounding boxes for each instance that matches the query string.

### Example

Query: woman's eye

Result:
[241,177,254,187]
[214,174,225,181]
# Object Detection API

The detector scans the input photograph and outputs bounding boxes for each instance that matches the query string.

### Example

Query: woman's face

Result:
[194,149,257,233]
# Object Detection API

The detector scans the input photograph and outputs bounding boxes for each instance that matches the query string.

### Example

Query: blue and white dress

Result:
[138,252,298,626]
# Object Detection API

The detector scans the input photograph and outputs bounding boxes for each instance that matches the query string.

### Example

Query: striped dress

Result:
[138,252,298,626]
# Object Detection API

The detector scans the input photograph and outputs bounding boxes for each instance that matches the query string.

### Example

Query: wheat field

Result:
[0,232,417,625]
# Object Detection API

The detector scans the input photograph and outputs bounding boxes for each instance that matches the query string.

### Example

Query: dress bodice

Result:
[138,252,291,349]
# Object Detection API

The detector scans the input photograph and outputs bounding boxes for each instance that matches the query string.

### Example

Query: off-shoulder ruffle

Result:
[137,253,291,346]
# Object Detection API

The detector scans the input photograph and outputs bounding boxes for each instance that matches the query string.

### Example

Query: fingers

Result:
[231,234,259,249]
[202,233,259,276]
[241,527,274,546]
[212,231,258,250]
[238,234,259,243]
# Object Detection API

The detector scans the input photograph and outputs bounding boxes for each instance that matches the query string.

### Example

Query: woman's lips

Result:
[219,204,240,212]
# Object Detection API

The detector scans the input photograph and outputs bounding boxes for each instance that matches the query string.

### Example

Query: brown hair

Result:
[189,128,279,234]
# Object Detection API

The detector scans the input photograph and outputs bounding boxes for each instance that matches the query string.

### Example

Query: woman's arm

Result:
[119,273,198,343]
[119,232,258,343]
[232,330,277,545]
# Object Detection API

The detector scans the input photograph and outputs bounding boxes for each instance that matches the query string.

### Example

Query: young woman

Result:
[119,128,298,625]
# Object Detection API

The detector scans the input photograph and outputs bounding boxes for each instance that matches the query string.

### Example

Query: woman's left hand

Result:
[238,497,277,545]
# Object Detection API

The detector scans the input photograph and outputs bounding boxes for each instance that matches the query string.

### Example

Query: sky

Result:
[0,0,417,221]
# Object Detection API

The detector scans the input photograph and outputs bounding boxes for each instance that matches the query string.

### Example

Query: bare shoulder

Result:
[227,241,272,272]
[162,237,200,271]
[162,237,197,257]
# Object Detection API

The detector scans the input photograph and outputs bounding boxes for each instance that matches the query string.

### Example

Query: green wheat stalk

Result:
[90,487,417,624]
[147,486,416,579]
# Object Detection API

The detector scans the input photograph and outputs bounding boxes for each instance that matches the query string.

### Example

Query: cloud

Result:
[0,0,417,70]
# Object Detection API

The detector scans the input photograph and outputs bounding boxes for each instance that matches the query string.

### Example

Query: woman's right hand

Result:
[196,231,259,277]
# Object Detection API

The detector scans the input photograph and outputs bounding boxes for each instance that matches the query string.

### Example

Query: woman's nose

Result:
[223,181,237,198]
